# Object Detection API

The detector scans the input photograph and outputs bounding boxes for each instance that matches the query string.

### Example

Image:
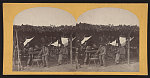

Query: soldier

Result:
[27,47,34,66]
[96,44,106,66]
[92,44,98,50]
[115,46,120,64]
[119,46,126,61]
[33,45,41,56]
[63,46,69,64]
[115,46,125,64]
[39,44,49,67]
[84,46,92,65]
[58,45,64,65]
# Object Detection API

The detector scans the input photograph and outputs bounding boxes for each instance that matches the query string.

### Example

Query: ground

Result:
[13,57,139,72]
[20,62,139,72]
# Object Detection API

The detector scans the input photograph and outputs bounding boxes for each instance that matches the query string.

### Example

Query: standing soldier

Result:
[96,44,106,66]
[63,46,69,64]
[27,47,34,67]
[58,45,64,65]
[115,46,120,64]
[84,46,92,65]
[39,44,49,67]
[115,46,125,64]
[119,46,126,61]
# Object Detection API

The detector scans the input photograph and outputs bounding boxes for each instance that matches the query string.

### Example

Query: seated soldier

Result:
[91,44,98,50]
[33,45,41,57]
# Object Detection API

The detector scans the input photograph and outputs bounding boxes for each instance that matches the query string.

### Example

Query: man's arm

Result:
[103,46,106,54]
[96,47,101,54]
[38,49,42,56]
[46,47,49,55]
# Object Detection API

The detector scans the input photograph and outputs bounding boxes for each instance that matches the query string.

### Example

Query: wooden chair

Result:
[88,54,99,66]
[32,55,42,67]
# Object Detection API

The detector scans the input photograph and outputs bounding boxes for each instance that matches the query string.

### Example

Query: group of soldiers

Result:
[80,43,107,66]
[25,44,50,67]
[20,40,126,68]
[22,43,68,67]
[76,42,126,67]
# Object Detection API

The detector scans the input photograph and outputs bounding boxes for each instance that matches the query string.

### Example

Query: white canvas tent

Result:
[51,40,59,46]
[81,36,91,44]
[23,37,34,46]
[109,40,118,46]
[61,37,68,47]
[109,37,134,46]
[51,37,75,47]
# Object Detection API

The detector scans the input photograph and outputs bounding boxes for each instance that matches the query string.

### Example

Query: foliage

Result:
[13,23,139,38]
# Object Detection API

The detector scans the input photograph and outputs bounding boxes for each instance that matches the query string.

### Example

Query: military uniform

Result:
[39,46,49,67]
[115,46,126,64]
[27,47,34,66]
[58,47,65,65]
[119,46,126,60]
[84,46,92,65]
[115,47,120,64]
[97,45,106,66]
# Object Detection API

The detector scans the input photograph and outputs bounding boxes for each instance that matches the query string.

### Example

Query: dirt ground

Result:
[19,62,138,72]
[13,56,139,72]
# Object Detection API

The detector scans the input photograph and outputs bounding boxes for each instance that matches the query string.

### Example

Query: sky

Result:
[77,8,139,26]
[16,7,139,46]
[13,7,76,26]
[14,7,139,26]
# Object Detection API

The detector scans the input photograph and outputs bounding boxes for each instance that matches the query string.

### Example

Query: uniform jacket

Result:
[39,46,49,56]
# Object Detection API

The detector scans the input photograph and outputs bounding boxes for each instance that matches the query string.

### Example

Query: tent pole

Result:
[118,36,121,46]
[13,40,16,66]
[127,35,130,64]
[69,34,73,64]
[15,31,21,71]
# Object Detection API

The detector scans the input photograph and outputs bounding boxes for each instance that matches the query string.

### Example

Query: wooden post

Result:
[69,34,73,64]
[75,48,79,69]
[127,35,130,64]
[15,31,22,71]
[13,33,15,65]
[116,36,120,46]
[84,53,88,65]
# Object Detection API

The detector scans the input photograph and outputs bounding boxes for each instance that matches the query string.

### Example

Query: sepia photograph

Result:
[13,7,139,72]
